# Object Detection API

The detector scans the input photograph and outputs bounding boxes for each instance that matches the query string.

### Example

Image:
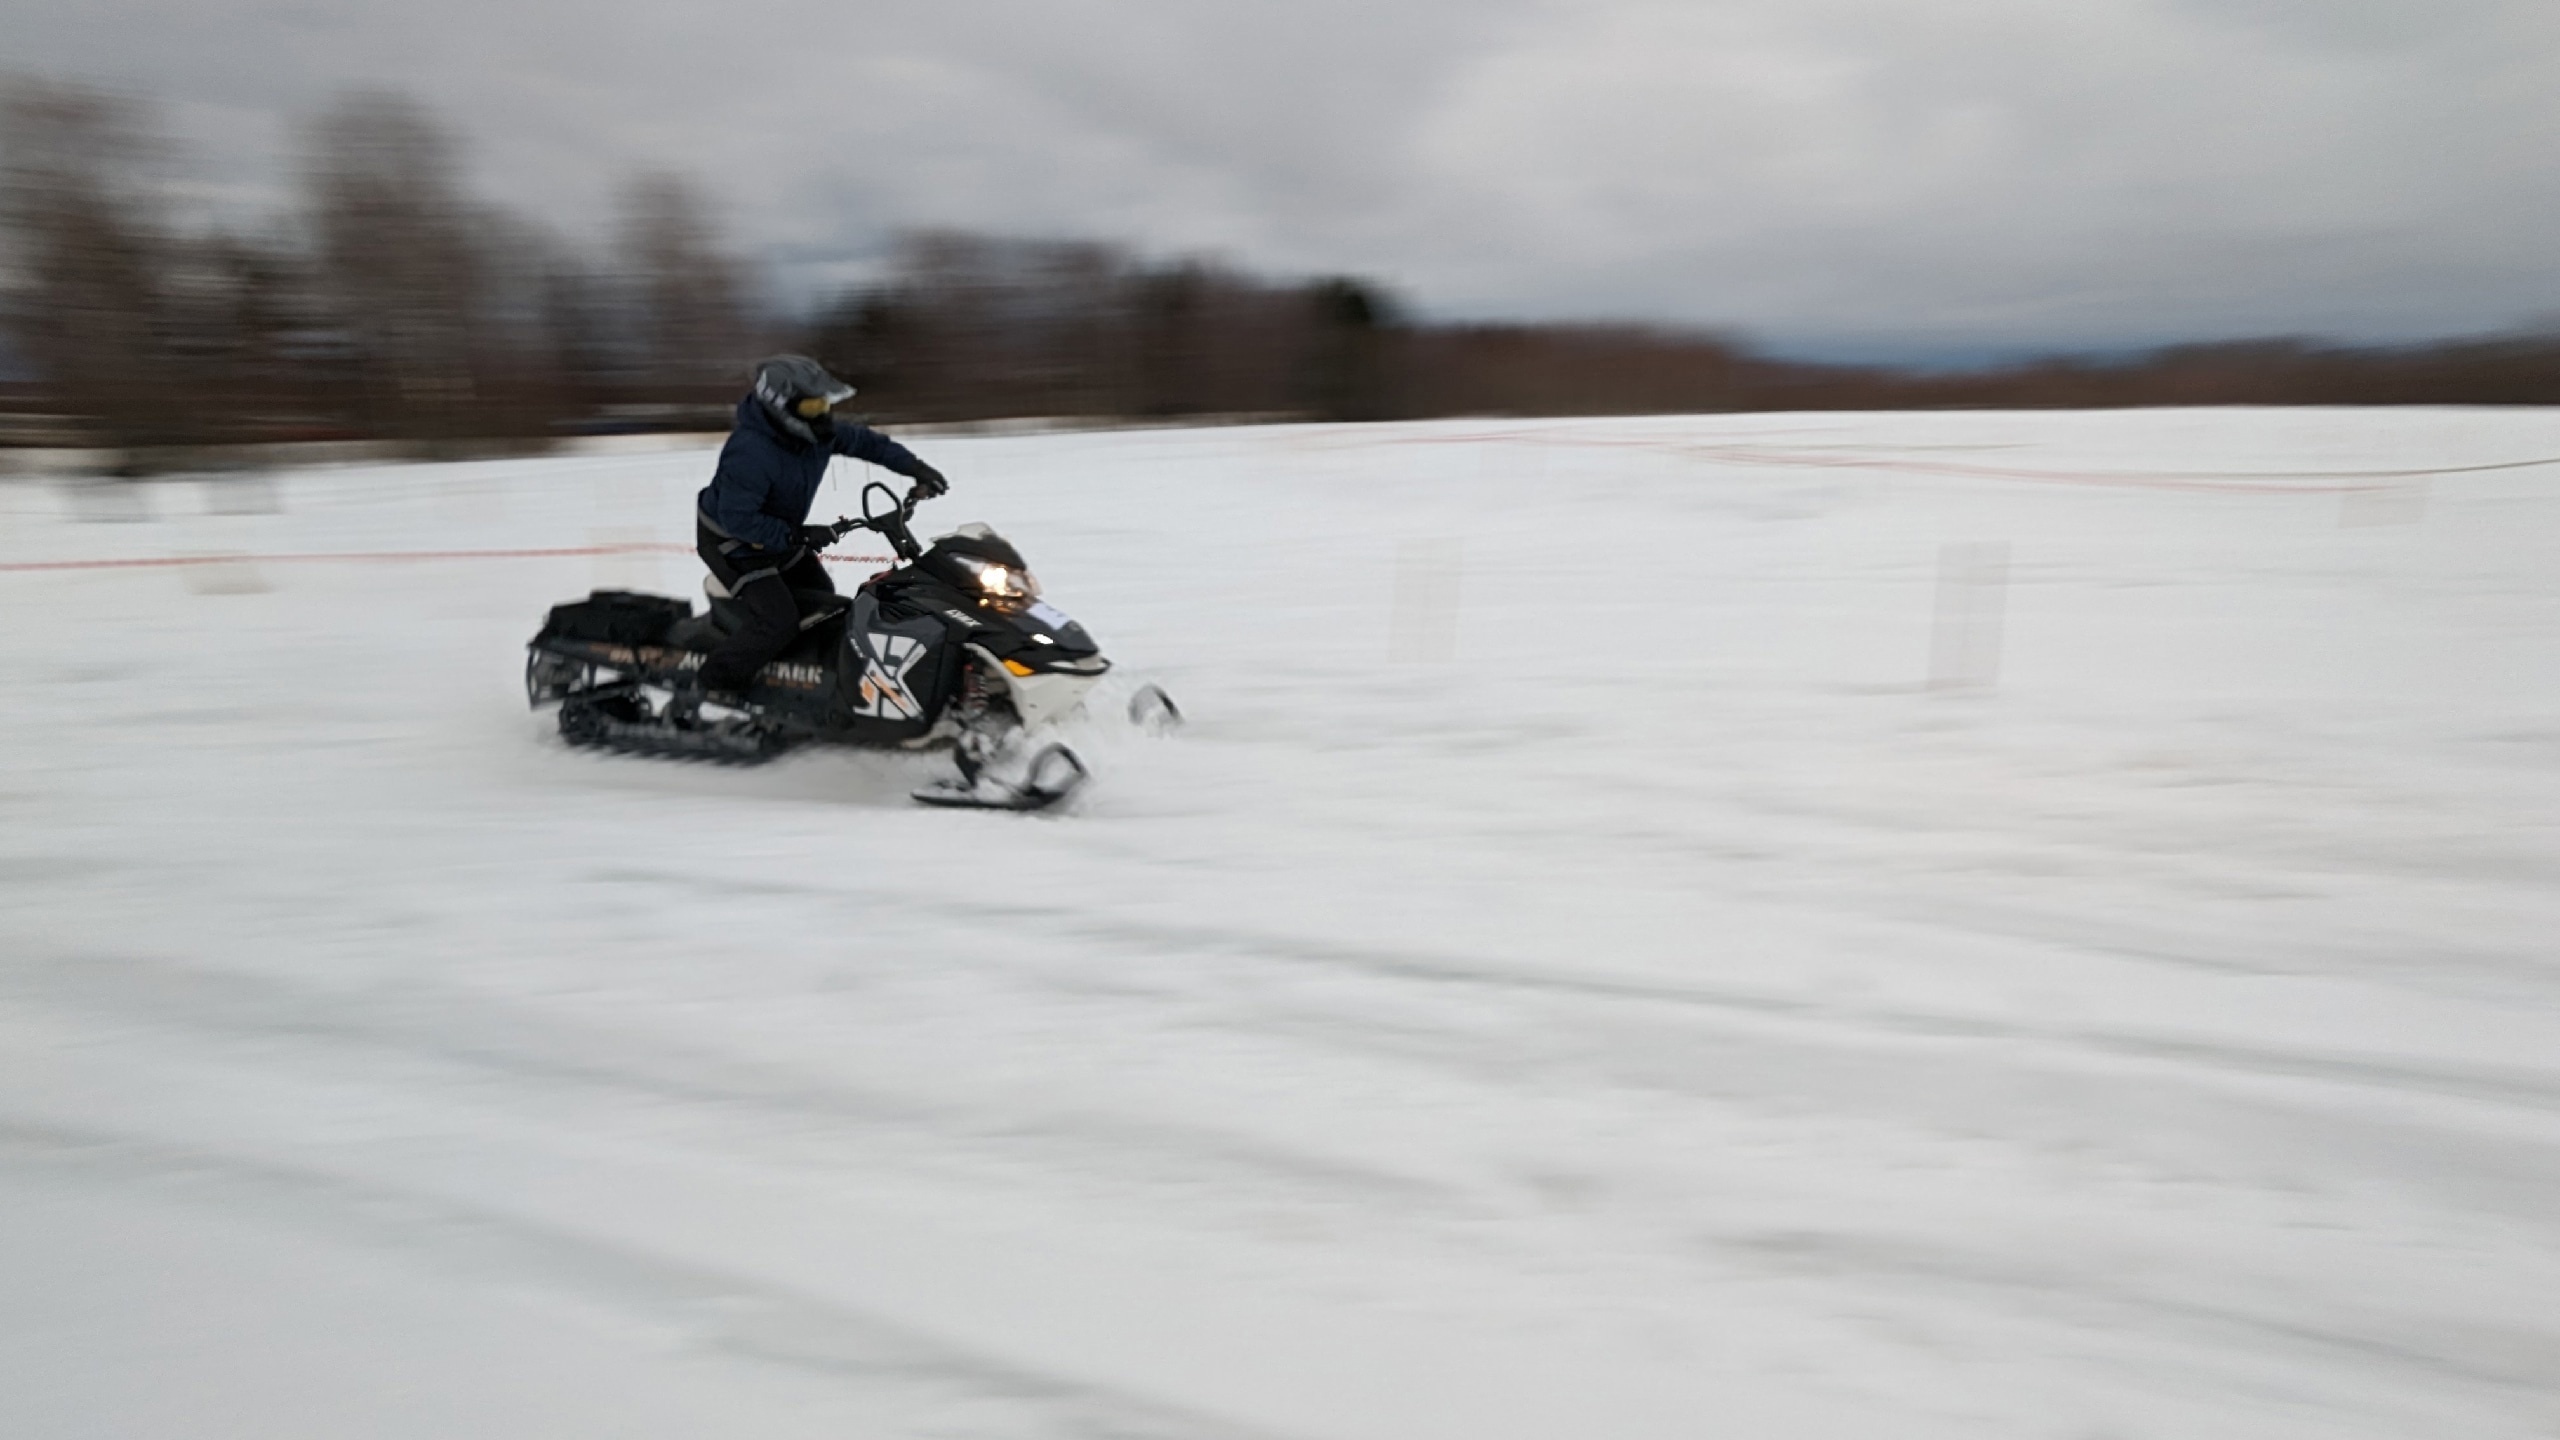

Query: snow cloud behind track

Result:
[4,410,2560,1436]
[11,0,2560,353]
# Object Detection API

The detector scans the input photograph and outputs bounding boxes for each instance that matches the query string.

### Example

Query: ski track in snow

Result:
[4,409,2560,1438]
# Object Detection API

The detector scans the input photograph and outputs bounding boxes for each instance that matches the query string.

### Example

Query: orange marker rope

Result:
[0,543,895,575]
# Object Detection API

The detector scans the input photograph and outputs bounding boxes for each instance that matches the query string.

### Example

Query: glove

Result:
[793,524,838,552]
[908,463,949,499]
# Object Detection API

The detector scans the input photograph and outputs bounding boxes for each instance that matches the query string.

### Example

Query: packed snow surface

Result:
[5,410,2559,1439]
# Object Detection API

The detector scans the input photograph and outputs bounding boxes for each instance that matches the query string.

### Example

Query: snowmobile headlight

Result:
[953,554,1040,604]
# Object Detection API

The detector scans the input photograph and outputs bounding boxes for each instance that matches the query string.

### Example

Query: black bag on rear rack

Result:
[538,590,693,646]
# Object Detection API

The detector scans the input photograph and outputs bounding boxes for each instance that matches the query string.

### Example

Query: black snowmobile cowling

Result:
[524,480,1177,810]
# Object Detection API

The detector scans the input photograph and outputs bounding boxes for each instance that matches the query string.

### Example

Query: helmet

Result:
[751,354,855,444]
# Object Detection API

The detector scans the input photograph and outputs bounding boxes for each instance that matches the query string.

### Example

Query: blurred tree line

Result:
[6,78,2558,469]
[0,81,755,465]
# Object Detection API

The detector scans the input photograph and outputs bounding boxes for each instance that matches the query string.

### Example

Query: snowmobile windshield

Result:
[949,552,1040,606]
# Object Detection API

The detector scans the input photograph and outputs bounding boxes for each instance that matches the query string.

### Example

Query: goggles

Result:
[791,395,834,420]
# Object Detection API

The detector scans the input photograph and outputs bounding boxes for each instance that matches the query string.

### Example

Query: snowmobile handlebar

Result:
[829,480,933,562]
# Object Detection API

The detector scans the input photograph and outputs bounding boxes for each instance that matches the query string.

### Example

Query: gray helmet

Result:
[751,354,855,443]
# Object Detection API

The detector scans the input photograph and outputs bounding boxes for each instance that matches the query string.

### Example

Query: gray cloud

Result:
[9,0,2556,354]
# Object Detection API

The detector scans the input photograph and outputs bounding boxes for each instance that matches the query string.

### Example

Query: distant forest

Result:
[4,79,2556,468]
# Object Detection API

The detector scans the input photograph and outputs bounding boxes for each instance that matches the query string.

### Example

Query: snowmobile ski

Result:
[910,742,1089,811]
[1126,683,1183,732]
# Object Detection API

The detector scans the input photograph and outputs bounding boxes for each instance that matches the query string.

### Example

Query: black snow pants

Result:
[696,520,837,693]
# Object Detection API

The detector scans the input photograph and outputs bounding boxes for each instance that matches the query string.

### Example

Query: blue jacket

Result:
[695,397,928,552]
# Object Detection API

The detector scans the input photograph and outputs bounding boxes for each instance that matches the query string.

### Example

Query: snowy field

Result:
[4,409,2559,1439]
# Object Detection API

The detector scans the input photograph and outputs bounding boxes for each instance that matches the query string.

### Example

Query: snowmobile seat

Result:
[703,574,851,632]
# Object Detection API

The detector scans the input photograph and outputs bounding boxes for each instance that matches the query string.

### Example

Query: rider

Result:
[686,355,947,713]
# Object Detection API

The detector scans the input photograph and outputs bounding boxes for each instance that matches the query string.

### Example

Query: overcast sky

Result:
[9,0,2557,358]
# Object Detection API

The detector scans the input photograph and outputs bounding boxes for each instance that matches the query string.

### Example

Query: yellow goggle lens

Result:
[792,396,831,419]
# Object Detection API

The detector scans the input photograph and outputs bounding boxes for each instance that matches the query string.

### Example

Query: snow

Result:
[5,409,2560,1438]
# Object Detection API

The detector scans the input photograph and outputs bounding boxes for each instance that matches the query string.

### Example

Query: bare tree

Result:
[157,225,322,438]
[615,172,755,403]
[474,211,604,436]
[0,80,186,457]
[302,91,493,442]
[532,235,615,419]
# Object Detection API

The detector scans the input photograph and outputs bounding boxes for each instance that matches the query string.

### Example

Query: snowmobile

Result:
[524,480,1177,810]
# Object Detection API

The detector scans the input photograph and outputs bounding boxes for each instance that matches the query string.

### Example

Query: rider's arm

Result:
[830,423,930,480]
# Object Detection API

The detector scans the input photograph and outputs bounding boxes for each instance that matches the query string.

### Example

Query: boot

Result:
[665,675,744,727]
